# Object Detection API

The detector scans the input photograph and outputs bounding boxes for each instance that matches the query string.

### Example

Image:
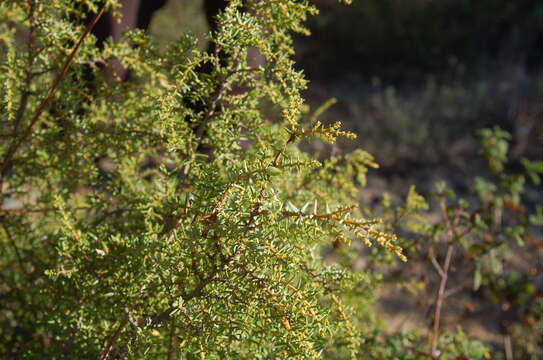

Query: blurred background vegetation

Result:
[150,0,543,191]
[296,0,543,192]
[149,0,543,356]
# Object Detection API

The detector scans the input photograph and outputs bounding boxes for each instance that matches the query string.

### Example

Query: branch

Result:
[192,65,261,152]
[429,244,454,359]
[194,75,227,143]
[504,334,513,360]
[428,247,445,278]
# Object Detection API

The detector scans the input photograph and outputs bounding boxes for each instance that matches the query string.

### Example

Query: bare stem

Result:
[504,334,513,360]
[429,244,454,359]
[429,198,456,359]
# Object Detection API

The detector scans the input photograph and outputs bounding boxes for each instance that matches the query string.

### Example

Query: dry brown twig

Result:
[429,198,456,359]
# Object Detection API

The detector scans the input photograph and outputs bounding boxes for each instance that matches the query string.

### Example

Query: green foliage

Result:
[438,328,491,360]
[0,0,403,358]
[477,126,512,174]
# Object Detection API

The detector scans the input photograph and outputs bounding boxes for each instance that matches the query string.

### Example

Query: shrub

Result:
[0,0,404,358]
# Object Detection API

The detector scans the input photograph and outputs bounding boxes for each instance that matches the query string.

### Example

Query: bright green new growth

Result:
[0,0,404,358]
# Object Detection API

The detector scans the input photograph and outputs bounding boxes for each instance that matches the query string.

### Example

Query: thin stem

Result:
[193,65,260,146]
[429,197,456,359]
[504,334,513,360]
[429,244,454,359]
[429,247,445,278]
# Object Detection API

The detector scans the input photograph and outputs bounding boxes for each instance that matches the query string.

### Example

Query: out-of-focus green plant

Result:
[370,126,542,359]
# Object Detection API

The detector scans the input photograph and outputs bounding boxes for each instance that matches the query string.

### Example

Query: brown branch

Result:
[429,244,454,359]
[8,333,38,360]
[145,251,236,328]
[0,4,107,189]
[428,197,458,358]
[504,334,513,360]
[438,199,453,239]
[192,65,261,151]
[428,247,445,278]
[443,283,467,299]
[272,132,296,167]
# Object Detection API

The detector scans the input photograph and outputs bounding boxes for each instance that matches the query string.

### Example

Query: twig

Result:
[273,132,296,167]
[193,65,260,146]
[438,199,453,239]
[8,334,37,360]
[429,244,454,359]
[196,131,297,237]
[429,198,456,359]
[443,283,466,298]
[504,334,513,360]
[429,247,445,278]
[194,77,227,142]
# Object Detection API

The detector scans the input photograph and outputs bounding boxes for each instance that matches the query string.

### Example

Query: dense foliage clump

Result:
[0,0,404,358]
